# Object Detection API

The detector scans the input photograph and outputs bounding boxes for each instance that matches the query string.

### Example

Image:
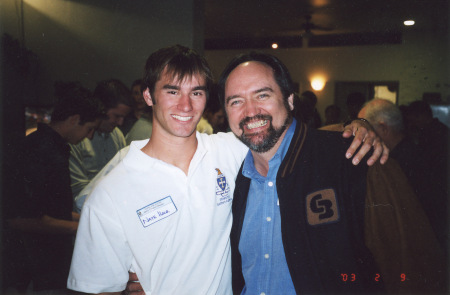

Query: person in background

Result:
[358,99,420,176]
[403,100,449,252]
[197,85,226,134]
[324,104,342,126]
[120,79,148,136]
[69,79,132,200]
[358,98,447,293]
[6,82,104,294]
[292,90,322,129]
[346,91,366,120]
[125,105,153,145]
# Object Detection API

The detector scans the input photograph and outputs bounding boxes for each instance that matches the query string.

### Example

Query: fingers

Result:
[345,127,367,164]
[345,127,379,166]
[126,282,145,294]
[364,137,381,166]
[379,142,389,164]
[125,272,144,294]
[350,140,374,166]
[342,124,354,138]
[342,119,389,165]
[129,272,139,282]
[364,139,389,166]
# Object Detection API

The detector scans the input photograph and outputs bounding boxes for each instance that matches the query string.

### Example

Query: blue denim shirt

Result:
[239,119,297,295]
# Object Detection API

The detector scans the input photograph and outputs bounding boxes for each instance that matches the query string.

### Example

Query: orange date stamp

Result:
[340,273,407,282]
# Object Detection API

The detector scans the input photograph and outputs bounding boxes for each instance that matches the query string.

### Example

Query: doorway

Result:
[334,81,399,121]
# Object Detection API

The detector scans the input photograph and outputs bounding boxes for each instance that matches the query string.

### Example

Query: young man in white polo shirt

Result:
[68,45,247,294]
[68,45,386,295]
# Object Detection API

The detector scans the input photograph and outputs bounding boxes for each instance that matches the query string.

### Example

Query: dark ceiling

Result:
[204,0,449,49]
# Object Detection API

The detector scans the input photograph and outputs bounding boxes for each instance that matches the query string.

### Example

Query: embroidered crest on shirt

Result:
[215,168,232,206]
[306,189,340,226]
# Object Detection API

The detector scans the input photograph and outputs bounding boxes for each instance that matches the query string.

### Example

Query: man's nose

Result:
[178,93,193,112]
[243,99,259,118]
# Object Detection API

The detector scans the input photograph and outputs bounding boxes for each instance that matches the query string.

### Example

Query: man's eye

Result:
[229,100,241,106]
[193,91,204,96]
[167,90,177,95]
[258,93,269,99]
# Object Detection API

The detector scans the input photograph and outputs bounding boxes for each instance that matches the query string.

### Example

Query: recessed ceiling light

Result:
[404,20,415,26]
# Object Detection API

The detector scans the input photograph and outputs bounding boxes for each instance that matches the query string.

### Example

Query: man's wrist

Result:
[343,118,370,127]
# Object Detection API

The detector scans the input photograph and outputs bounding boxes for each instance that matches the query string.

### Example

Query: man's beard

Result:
[238,113,292,153]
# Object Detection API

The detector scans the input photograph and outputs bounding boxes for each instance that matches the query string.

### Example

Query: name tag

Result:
[136,196,177,228]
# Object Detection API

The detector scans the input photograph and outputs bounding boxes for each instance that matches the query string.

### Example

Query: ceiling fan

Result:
[300,14,333,48]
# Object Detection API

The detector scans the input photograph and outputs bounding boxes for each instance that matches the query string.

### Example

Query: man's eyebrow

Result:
[192,86,207,91]
[162,84,180,90]
[162,85,207,92]
[255,87,274,94]
[225,87,274,104]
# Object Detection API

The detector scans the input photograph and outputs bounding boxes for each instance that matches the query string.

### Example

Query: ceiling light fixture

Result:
[404,20,415,26]
[272,43,278,49]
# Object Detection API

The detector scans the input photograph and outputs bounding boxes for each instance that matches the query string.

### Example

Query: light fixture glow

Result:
[404,20,415,26]
[272,43,278,49]
[311,77,326,91]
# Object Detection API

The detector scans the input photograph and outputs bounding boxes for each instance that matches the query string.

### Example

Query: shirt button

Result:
[268,181,274,187]
[264,254,269,259]
[266,217,272,222]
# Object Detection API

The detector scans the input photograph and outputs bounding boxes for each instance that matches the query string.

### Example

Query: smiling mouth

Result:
[172,114,193,122]
[246,120,268,130]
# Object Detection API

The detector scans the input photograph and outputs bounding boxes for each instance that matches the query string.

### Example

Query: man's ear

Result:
[287,94,294,111]
[378,122,389,135]
[143,88,154,107]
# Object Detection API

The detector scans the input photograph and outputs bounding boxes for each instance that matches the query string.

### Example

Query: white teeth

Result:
[247,120,267,129]
[172,115,192,122]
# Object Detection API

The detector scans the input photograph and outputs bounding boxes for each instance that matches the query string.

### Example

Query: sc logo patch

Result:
[306,189,339,226]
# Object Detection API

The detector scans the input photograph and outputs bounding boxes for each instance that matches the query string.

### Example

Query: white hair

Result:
[363,99,404,133]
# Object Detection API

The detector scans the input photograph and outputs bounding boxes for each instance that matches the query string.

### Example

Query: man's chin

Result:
[243,132,266,144]
[239,133,270,151]
[99,126,115,133]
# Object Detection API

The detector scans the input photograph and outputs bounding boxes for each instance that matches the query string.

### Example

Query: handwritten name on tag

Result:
[136,196,177,228]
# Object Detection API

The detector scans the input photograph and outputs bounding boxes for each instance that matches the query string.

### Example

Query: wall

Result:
[1,0,202,105]
[205,28,449,121]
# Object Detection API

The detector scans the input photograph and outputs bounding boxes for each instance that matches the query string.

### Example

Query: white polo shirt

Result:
[67,132,247,295]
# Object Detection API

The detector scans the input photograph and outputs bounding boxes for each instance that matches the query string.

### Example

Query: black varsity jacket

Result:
[230,122,384,294]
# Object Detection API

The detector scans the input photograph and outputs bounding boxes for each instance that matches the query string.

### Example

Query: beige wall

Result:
[205,29,449,121]
[1,0,202,105]
[0,0,448,117]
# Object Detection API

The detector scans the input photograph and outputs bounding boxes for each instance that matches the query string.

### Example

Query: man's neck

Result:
[250,124,291,177]
[141,130,198,176]
[388,132,405,151]
[48,121,68,142]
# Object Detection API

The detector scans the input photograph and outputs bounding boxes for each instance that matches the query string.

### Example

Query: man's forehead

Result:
[160,68,206,85]
[225,62,277,93]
